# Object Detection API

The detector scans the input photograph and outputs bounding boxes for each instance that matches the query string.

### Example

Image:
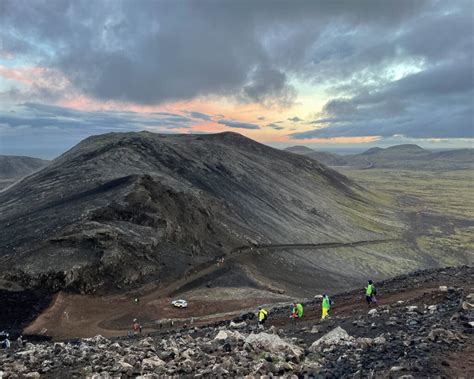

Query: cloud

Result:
[0,0,472,143]
[217,119,260,130]
[0,0,439,108]
[0,102,272,156]
[266,123,285,130]
[6,103,191,129]
[288,116,303,122]
[291,46,474,140]
[186,111,212,121]
[0,102,197,157]
[240,65,296,107]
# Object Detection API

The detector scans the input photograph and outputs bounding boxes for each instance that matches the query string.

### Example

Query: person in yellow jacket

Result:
[321,294,331,320]
[258,306,268,325]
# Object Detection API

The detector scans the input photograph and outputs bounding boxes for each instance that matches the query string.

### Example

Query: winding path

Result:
[157,238,401,299]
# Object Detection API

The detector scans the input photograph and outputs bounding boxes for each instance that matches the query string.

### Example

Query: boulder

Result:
[118,360,133,370]
[139,337,154,347]
[214,330,245,341]
[230,321,247,329]
[85,335,110,346]
[309,327,354,352]
[428,328,461,343]
[390,366,405,372]
[24,373,41,378]
[245,333,303,357]
[461,301,474,310]
[355,337,374,348]
[368,309,378,317]
[142,357,166,369]
[374,336,387,345]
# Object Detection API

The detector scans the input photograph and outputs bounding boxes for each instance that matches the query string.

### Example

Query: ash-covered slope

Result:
[0,132,392,292]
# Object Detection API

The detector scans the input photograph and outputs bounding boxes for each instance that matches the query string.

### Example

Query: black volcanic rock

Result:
[0,266,472,378]
[0,132,390,292]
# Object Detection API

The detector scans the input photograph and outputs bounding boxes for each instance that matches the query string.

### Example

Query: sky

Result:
[0,0,473,158]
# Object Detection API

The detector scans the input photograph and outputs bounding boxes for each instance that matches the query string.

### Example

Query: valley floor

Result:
[340,168,474,267]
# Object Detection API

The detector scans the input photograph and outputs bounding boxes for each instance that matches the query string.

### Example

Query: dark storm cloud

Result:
[217,119,260,130]
[1,0,473,140]
[291,56,474,139]
[1,0,434,107]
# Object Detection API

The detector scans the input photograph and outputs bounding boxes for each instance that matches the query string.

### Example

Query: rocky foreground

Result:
[1,266,473,378]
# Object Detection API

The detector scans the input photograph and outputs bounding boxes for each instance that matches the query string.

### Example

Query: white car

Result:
[171,299,188,308]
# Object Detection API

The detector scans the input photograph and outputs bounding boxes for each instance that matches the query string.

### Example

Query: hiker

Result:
[321,294,331,320]
[16,335,24,348]
[0,331,9,349]
[290,303,303,319]
[132,318,142,334]
[366,280,377,306]
[258,306,268,326]
[2,338,10,349]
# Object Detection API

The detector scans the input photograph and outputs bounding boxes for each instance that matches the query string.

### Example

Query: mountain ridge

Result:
[284,144,473,170]
[0,132,391,293]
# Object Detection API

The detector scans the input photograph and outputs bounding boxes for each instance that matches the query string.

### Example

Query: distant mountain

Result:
[0,132,393,293]
[360,147,383,155]
[0,155,50,190]
[305,151,349,166]
[287,144,473,170]
[353,145,473,169]
[284,146,349,166]
[285,145,315,154]
[0,155,49,179]
[382,144,426,154]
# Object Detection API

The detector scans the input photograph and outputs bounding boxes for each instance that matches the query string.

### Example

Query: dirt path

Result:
[160,238,400,298]
[267,286,440,328]
[23,238,401,340]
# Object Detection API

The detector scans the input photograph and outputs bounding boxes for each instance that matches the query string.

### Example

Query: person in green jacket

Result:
[365,280,377,307]
[290,303,303,319]
[321,294,331,320]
